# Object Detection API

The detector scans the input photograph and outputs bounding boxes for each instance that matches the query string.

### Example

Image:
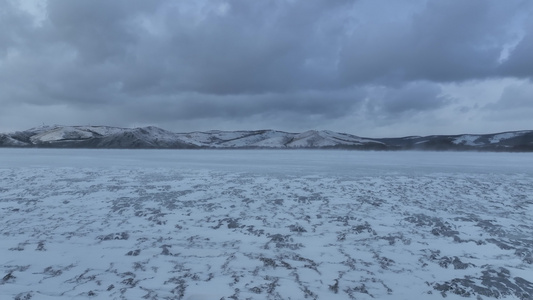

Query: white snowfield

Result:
[1,149,533,300]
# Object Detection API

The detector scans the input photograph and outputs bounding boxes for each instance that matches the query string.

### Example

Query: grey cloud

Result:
[1,0,349,105]
[477,81,533,126]
[45,0,161,64]
[364,82,450,119]
[123,89,365,124]
[499,13,533,78]
[486,83,533,110]
[339,0,526,84]
[381,82,450,113]
[118,0,349,95]
[3,0,532,97]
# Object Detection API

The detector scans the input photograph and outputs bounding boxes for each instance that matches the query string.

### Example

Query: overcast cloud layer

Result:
[1,0,532,137]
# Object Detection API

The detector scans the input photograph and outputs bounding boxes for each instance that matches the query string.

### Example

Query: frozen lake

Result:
[1,149,533,299]
[2,148,533,175]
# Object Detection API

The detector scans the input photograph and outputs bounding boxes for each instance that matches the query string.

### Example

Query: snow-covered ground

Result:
[1,149,533,300]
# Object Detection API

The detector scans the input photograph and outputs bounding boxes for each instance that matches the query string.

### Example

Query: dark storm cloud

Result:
[0,0,532,134]
[499,15,533,78]
[366,82,451,115]
[339,0,530,84]
[486,83,533,110]
[114,0,350,95]
[123,89,365,123]
[480,81,533,126]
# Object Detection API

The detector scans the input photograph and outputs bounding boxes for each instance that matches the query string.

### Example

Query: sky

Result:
[1,0,532,137]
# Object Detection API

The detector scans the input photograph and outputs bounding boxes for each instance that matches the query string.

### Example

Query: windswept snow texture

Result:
[1,150,533,300]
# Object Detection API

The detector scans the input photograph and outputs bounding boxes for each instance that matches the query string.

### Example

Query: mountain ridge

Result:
[1,125,533,151]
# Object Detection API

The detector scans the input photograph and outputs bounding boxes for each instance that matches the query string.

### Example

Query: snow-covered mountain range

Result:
[1,125,533,151]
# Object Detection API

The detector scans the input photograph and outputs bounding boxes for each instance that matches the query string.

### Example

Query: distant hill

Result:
[1,125,532,151]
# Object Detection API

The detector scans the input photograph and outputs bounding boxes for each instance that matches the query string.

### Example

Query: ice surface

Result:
[1,149,533,299]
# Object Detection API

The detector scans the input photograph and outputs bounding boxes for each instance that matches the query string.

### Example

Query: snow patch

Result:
[452,135,483,146]
[489,132,526,144]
